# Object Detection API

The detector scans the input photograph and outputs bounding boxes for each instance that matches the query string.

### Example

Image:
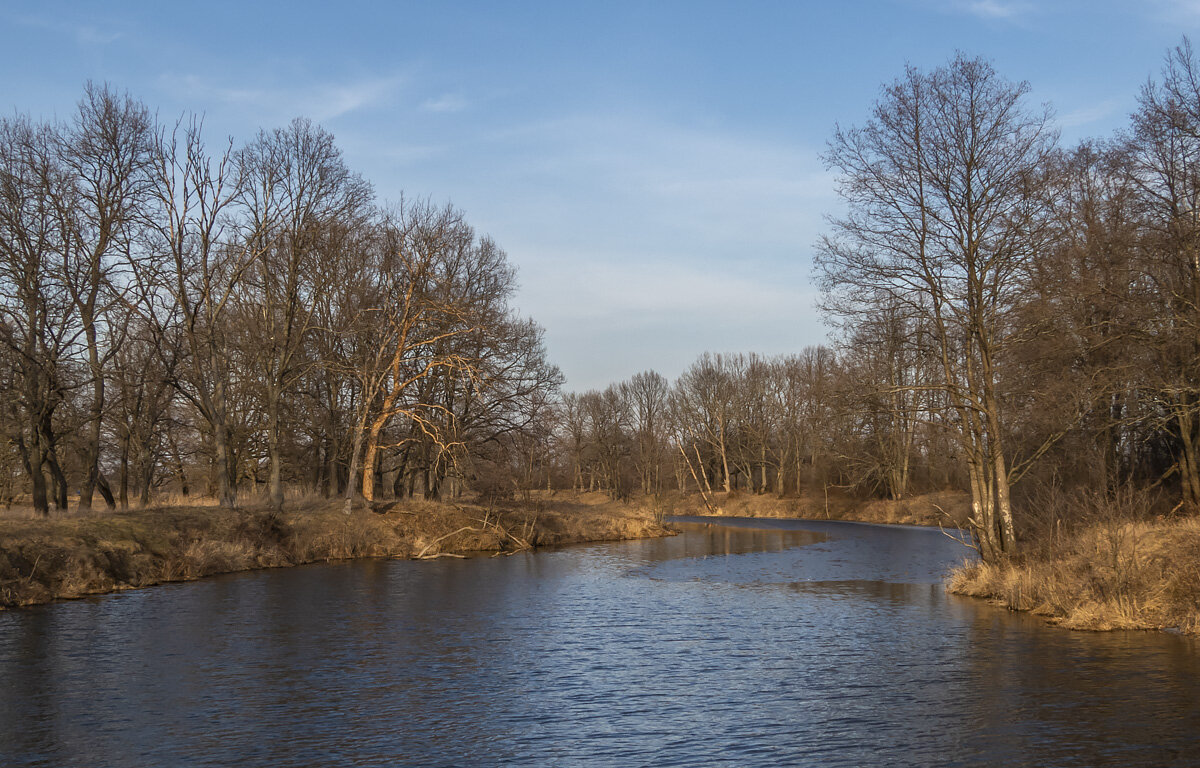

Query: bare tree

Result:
[339,202,482,509]
[146,116,255,508]
[1124,38,1200,510]
[58,82,155,510]
[626,370,669,494]
[673,353,741,493]
[818,55,1057,558]
[236,117,373,508]
[0,116,78,515]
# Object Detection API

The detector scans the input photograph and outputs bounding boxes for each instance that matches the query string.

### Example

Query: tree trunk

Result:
[118,436,129,509]
[22,430,49,517]
[1178,410,1200,511]
[344,413,368,513]
[78,319,109,510]
[266,388,284,509]
[360,415,389,503]
[719,432,731,494]
[212,419,236,508]
[47,449,68,511]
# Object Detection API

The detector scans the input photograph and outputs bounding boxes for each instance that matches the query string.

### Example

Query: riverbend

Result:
[1,517,1197,767]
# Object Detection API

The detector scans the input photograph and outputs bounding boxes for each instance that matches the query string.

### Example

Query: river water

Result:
[1,516,1198,767]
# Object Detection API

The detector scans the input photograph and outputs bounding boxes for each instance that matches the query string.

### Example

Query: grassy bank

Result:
[656,488,972,528]
[947,509,1200,634]
[0,492,671,609]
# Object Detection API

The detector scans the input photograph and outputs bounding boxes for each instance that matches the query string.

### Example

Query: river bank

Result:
[664,487,1200,636]
[0,493,672,609]
[948,514,1200,634]
[653,488,973,528]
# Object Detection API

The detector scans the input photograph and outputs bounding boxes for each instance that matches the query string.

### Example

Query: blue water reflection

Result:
[1,517,1197,767]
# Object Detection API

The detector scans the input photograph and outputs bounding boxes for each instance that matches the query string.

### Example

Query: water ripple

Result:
[1,518,1198,766]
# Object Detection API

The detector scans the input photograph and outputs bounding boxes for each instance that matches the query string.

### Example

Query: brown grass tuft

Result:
[948,497,1200,634]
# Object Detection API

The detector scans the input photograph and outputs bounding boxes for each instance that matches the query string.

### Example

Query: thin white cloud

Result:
[420,94,468,113]
[1058,98,1123,130]
[316,77,406,121]
[440,110,837,388]
[157,72,407,124]
[939,0,1033,20]
[1153,0,1200,20]
[473,110,834,257]
[75,25,122,45]
[517,250,824,389]
[5,11,123,46]
[314,106,837,389]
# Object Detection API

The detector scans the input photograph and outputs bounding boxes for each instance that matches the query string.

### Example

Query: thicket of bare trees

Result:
[552,43,1200,563]
[0,85,560,515]
[548,349,907,504]
[7,42,1200,562]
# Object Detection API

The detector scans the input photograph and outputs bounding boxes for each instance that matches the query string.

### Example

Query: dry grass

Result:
[651,488,971,528]
[0,493,671,609]
[948,494,1200,634]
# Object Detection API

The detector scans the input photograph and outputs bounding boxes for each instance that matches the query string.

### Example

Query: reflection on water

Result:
[1,516,1197,767]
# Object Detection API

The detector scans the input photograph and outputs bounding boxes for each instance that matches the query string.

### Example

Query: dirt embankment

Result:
[947,515,1200,635]
[0,493,671,609]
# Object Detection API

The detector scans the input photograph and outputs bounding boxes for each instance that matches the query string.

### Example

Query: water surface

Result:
[1,516,1197,767]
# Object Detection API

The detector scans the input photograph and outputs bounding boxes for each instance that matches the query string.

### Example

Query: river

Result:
[1,517,1198,767]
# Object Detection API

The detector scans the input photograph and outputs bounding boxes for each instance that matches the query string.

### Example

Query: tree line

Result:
[6,40,1200,565]
[0,84,561,515]
[555,42,1200,561]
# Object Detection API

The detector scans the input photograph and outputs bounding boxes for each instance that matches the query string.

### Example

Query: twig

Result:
[930,502,980,553]
[939,523,978,551]
[23,554,42,585]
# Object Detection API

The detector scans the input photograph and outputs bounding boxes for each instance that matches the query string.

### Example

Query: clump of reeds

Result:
[948,487,1200,634]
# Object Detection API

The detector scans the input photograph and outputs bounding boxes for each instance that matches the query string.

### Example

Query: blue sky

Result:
[2,1,1197,390]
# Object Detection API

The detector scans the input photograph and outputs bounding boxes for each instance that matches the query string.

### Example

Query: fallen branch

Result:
[23,554,41,586]
[677,440,717,515]
[415,526,481,559]
[472,515,533,551]
[934,504,979,554]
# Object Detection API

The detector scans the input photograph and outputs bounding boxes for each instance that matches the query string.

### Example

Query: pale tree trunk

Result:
[361,437,380,502]
[985,397,1017,554]
[965,458,997,562]
[343,407,369,514]
[361,410,395,503]
[719,423,732,494]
